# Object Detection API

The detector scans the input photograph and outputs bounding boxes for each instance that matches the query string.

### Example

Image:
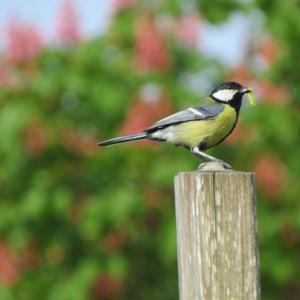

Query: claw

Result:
[220,161,232,170]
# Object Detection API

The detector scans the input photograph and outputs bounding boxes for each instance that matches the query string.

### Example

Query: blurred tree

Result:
[0,0,300,299]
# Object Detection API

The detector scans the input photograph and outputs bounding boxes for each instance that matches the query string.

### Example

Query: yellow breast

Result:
[173,105,237,148]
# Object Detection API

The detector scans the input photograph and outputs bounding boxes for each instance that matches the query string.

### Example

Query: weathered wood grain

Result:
[174,171,260,300]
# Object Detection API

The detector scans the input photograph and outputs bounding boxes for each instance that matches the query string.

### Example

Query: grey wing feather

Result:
[145,103,224,132]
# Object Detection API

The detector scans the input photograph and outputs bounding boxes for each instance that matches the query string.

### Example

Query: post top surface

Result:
[176,171,255,176]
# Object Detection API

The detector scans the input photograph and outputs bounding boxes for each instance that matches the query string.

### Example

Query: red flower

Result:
[253,153,286,198]
[91,274,124,300]
[121,84,173,148]
[144,187,164,208]
[0,60,24,89]
[24,123,48,156]
[61,128,98,155]
[229,63,253,85]
[56,0,81,44]
[20,244,39,269]
[5,19,43,65]
[0,241,20,286]
[258,35,280,66]
[255,80,290,105]
[101,228,128,253]
[280,223,299,247]
[225,122,257,145]
[112,0,135,12]
[135,14,171,72]
[174,13,200,48]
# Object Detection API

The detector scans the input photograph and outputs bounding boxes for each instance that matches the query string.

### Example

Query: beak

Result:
[239,87,250,94]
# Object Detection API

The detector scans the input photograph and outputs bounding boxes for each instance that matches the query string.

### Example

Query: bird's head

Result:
[210,81,253,108]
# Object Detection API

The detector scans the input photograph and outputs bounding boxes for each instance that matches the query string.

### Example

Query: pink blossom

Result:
[91,274,124,299]
[255,80,290,105]
[225,122,257,145]
[0,241,20,286]
[24,122,48,156]
[0,60,23,89]
[258,35,280,66]
[61,128,98,155]
[5,19,43,65]
[135,14,171,72]
[174,14,200,48]
[56,0,81,44]
[20,244,39,269]
[253,153,286,199]
[112,0,135,12]
[229,63,252,84]
[121,89,173,148]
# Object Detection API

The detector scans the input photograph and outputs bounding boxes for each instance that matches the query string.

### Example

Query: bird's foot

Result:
[197,160,232,171]
[221,161,232,170]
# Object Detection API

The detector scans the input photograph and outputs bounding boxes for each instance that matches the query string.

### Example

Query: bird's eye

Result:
[212,89,237,102]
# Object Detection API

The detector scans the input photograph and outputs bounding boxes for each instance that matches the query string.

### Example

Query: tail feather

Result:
[98,132,147,147]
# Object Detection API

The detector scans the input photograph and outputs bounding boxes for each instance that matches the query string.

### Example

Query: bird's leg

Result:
[191,147,232,170]
[191,147,218,162]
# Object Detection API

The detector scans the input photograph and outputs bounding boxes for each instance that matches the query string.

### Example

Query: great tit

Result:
[98,81,254,168]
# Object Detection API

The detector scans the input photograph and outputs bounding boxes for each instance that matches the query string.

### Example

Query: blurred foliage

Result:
[0,0,300,299]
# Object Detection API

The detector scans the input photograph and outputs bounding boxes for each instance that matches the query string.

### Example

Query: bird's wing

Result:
[145,100,224,132]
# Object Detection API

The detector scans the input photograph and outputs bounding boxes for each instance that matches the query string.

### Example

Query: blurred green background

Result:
[0,0,300,299]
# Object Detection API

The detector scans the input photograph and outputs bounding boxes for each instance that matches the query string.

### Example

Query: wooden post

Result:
[174,171,260,300]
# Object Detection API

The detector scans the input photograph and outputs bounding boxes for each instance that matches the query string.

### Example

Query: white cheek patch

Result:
[212,89,237,102]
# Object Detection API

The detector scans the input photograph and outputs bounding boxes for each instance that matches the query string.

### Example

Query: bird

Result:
[98,81,255,169]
